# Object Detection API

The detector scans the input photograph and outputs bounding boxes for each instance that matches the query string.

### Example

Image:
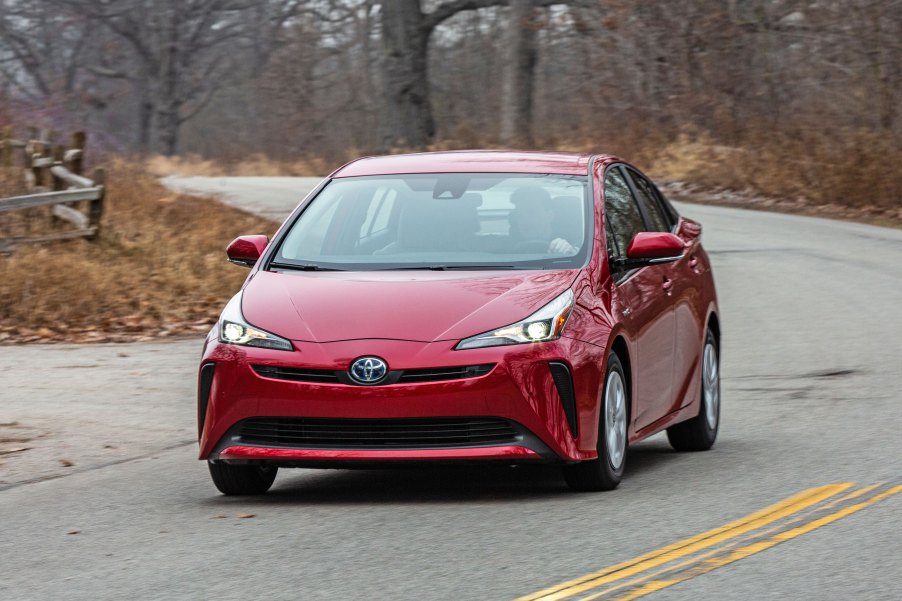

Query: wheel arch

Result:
[706,310,721,350]
[608,334,632,426]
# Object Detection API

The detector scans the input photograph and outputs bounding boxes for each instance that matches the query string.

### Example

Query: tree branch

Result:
[422,0,569,33]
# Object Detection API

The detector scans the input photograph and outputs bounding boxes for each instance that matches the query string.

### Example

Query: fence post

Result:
[29,142,42,190]
[52,144,66,191]
[70,131,86,176]
[1,126,11,167]
[88,167,106,240]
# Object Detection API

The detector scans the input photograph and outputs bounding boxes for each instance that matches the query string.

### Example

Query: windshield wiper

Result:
[381,264,519,271]
[269,262,344,271]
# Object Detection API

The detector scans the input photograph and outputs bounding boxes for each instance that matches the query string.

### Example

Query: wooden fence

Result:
[0,128,105,254]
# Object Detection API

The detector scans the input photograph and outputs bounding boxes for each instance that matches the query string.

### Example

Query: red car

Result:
[198,151,720,494]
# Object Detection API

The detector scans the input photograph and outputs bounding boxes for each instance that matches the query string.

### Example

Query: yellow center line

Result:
[572,482,888,601]
[515,483,853,601]
[606,484,902,601]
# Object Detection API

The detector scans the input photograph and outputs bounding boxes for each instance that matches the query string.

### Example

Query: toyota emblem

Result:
[349,356,389,384]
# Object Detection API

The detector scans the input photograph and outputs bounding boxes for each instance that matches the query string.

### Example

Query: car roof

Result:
[331,150,608,178]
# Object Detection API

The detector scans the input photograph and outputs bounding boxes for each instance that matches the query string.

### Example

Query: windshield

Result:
[272,173,591,270]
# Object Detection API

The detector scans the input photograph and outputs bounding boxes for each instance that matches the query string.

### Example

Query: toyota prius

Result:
[198,151,720,494]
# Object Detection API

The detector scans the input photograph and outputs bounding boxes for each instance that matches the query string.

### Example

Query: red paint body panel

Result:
[626,232,685,259]
[198,334,603,461]
[199,151,719,471]
[219,445,540,461]
[226,235,268,264]
[241,269,578,343]
[333,150,594,178]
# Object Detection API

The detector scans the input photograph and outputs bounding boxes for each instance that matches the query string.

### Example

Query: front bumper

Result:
[198,336,605,464]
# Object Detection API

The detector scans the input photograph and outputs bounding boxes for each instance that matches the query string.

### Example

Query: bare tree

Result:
[378,0,569,149]
[0,1,93,107]
[57,0,304,154]
[500,0,538,145]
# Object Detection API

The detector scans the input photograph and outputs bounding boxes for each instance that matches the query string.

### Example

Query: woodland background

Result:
[1,0,900,206]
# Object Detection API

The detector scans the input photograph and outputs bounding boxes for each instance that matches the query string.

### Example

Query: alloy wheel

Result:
[605,370,627,470]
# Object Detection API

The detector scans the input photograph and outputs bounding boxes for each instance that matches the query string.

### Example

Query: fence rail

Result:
[0,128,105,253]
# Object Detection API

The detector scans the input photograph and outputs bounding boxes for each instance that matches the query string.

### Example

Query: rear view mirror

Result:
[613,232,685,270]
[227,235,269,267]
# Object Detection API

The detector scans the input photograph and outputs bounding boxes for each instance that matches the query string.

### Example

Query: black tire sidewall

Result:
[600,353,627,480]
[700,329,720,442]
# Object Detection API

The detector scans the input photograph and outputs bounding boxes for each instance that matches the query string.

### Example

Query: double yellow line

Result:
[516,482,901,601]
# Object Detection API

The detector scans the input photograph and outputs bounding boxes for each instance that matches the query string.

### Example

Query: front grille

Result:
[252,365,339,383]
[398,364,493,383]
[235,417,519,449]
[251,363,495,385]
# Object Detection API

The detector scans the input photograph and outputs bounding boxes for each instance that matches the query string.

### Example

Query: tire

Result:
[563,353,627,491]
[667,328,720,452]
[208,461,278,495]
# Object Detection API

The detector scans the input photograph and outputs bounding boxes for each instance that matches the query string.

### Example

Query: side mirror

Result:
[226,235,269,268]
[614,232,684,270]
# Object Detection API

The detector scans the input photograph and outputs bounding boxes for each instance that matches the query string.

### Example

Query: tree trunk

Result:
[157,103,180,155]
[157,5,181,155]
[137,97,154,153]
[500,1,537,146]
[380,0,434,149]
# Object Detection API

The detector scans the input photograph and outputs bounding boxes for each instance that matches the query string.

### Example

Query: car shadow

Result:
[201,439,696,506]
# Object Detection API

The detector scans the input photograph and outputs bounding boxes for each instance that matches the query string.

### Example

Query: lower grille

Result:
[235,417,520,449]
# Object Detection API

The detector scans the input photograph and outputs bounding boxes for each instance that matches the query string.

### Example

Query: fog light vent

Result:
[198,363,216,439]
[549,362,578,437]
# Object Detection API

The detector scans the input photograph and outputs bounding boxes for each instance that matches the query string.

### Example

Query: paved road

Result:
[163,176,323,221]
[2,177,901,600]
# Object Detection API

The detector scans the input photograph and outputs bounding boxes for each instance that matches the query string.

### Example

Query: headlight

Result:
[455,289,574,350]
[218,293,293,351]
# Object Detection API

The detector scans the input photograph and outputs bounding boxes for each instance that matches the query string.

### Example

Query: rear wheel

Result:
[563,353,627,491]
[667,328,719,451]
[208,461,278,495]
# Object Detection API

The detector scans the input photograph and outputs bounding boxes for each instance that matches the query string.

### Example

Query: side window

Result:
[603,168,645,259]
[652,185,680,225]
[628,170,672,232]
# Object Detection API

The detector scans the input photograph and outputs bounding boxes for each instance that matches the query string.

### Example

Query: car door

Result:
[624,168,702,415]
[603,166,676,430]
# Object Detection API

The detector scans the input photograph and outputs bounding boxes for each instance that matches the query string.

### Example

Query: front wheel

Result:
[563,353,628,491]
[208,461,278,495]
[667,328,720,451]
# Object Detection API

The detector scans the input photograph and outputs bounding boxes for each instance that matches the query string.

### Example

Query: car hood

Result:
[241,269,580,343]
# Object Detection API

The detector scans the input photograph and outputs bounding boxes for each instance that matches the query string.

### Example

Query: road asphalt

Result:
[1,176,900,600]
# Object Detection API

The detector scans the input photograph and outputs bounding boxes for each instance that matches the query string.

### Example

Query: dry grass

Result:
[144,152,332,178]
[543,122,902,223]
[0,160,277,344]
[645,128,902,209]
